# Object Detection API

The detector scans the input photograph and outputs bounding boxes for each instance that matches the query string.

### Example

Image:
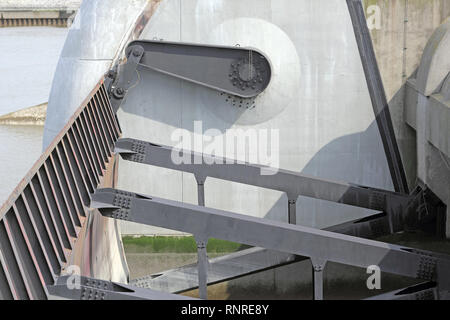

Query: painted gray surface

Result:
[92,188,450,300]
[117,0,393,235]
[40,0,152,284]
[403,19,450,236]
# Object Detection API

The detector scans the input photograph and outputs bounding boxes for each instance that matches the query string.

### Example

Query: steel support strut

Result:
[195,237,208,300]
[107,40,273,112]
[195,175,206,207]
[347,0,409,194]
[129,212,406,294]
[91,188,450,297]
[114,138,418,229]
[311,259,327,300]
[366,281,439,300]
[47,275,196,300]
[288,199,297,225]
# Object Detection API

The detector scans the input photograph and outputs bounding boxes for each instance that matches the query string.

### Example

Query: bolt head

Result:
[133,49,142,57]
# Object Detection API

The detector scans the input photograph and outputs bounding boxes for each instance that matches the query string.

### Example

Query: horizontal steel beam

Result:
[115,138,413,229]
[91,188,450,291]
[48,275,195,300]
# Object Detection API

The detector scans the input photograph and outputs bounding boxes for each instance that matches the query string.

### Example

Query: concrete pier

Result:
[0,103,47,125]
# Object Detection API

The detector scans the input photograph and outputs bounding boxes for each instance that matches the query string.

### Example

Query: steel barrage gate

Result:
[0,80,448,300]
[0,0,449,301]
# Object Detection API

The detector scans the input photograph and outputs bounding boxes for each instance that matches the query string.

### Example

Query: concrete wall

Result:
[403,17,450,237]
[363,0,450,190]
[364,0,450,100]
[364,0,450,239]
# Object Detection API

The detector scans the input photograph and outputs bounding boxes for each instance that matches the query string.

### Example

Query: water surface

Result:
[0,27,66,205]
[0,27,68,115]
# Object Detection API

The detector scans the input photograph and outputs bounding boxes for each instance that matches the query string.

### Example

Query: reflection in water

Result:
[0,125,43,204]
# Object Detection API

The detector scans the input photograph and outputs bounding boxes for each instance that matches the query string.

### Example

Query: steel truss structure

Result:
[0,0,448,300]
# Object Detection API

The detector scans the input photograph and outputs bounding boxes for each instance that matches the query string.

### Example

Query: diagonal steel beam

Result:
[115,137,414,230]
[366,282,442,300]
[131,247,298,293]
[48,275,196,300]
[91,188,450,292]
[347,0,409,194]
[130,212,392,293]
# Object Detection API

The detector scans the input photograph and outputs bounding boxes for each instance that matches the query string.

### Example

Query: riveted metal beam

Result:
[48,275,196,300]
[129,212,403,293]
[91,188,450,294]
[129,40,271,99]
[366,282,442,300]
[114,138,415,229]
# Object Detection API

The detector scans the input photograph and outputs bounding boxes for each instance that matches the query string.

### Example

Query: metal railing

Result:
[0,81,120,299]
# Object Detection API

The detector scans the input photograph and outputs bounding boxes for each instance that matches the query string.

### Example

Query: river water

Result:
[0,27,68,204]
